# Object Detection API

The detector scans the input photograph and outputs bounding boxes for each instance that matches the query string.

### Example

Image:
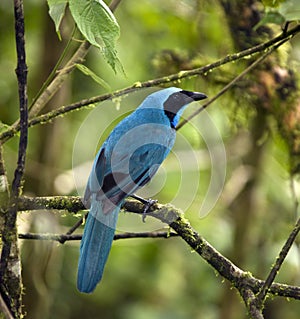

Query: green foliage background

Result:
[0,0,300,318]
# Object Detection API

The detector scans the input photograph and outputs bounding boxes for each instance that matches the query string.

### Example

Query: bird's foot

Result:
[141,198,158,222]
[130,194,158,222]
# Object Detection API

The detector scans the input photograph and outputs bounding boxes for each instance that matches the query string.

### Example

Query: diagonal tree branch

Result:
[27,40,91,119]
[26,0,123,119]
[0,293,14,319]
[1,24,299,143]
[256,216,300,306]
[8,0,124,140]
[176,37,291,130]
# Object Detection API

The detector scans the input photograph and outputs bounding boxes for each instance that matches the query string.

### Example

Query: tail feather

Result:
[77,202,119,293]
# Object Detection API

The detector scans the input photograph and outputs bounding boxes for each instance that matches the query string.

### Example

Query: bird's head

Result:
[140,87,207,128]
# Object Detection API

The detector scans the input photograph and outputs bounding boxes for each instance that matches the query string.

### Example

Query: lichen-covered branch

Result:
[239,288,264,319]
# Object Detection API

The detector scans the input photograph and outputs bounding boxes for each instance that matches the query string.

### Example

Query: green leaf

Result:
[262,0,285,8]
[69,0,122,72]
[47,0,67,40]
[261,0,300,23]
[278,0,300,21]
[75,63,111,90]
[254,10,285,29]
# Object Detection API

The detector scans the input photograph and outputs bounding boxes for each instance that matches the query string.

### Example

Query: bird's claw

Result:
[130,194,158,222]
[142,198,158,222]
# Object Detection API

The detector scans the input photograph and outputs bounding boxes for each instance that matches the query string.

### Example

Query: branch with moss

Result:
[0,0,28,317]
[16,195,300,305]
[1,24,299,143]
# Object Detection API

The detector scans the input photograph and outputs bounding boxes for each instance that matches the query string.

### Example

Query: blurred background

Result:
[1,0,300,318]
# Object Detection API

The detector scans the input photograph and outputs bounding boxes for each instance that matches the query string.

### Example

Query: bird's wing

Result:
[98,143,170,212]
[128,143,169,187]
[84,123,175,213]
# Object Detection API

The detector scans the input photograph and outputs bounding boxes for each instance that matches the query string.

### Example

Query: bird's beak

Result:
[180,90,207,101]
[189,92,207,101]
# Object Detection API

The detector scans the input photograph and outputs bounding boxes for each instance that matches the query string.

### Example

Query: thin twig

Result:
[0,144,10,202]
[0,293,14,319]
[58,213,87,244]
[176,36,292,130]
[25,0,123,119]
[27,41,91,119]
[18,230,178,242]
[65,215,86,235]
[28,27,77,112]
[109,0,123,11]
[18,233,82,241]
[256,176,300,305]
[256,217,300,305]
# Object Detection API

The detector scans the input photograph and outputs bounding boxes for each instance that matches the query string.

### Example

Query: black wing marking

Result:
[83,148,106,206]
[93,144,169,207]
[95,148,106,187]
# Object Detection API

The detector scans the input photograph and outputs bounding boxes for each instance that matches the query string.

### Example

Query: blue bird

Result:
[77,87,207,293]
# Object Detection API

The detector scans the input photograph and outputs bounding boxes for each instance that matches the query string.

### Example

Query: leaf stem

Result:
[28,26,77,113]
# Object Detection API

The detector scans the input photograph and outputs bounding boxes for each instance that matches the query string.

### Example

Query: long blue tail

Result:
[77,201,119,293]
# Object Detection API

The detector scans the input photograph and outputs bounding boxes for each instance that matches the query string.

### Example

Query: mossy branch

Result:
[0,0,28,317]
[1,24,299,143]
[16,195,300,304]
